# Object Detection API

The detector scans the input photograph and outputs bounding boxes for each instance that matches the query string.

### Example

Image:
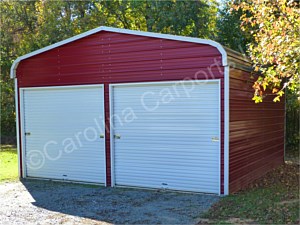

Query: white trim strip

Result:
[19,84,104,91]
[224,65,230,195]
[110,79,220,87]
[283,91,286,161]
[10,26,228,78]
[14,79,21,178]
[218,80,221,196]
[19,88,26,178]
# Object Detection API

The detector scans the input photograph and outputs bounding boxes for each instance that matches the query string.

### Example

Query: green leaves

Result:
[233,0,300,102]
[216,0,252,52]
[0,0,219,137]
[252,95,263,103]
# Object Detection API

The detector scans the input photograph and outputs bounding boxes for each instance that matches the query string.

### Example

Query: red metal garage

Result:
[11,26,285,195]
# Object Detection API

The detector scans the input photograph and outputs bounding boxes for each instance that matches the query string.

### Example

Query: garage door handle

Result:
[114,134,121,139]
[99,134,105,138]
[25,132,31,136]
[211,137,219,142]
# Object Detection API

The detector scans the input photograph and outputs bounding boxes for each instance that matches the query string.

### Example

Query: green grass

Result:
[202,163,300,225]
[0,145,18,182]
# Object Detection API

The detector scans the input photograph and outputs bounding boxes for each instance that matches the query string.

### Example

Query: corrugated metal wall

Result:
[16,31,225,193]
[17,32,223,86]
[229,68,285,193]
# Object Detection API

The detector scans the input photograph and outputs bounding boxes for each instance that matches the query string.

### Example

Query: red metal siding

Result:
[229,68,284,193]
[16,31,225,193]
[104,84,111,186]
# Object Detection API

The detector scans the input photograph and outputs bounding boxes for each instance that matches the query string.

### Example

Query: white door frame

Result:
[109,79,221,194]
[19,84,106,185]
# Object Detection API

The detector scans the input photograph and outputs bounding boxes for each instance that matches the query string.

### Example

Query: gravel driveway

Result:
[0,180,219,225]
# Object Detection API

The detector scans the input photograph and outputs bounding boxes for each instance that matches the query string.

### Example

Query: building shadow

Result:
[21,179,219,224]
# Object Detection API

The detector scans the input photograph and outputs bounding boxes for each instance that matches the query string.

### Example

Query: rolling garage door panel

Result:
[111,81,220,194]
[22,85,105,184]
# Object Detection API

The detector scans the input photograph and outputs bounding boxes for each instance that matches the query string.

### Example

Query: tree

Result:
[233,0,300,103]
[286,89,300,150]
[216,0,251,52]
[0,1,37,139]
[0,0,219,140]
[101,0,218,38]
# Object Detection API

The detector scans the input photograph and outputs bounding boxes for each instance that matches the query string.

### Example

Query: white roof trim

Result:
[10,26,227,78]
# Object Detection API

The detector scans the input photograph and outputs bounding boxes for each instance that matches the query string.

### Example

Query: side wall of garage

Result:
[229,67,285,193]
[16,31,226,193]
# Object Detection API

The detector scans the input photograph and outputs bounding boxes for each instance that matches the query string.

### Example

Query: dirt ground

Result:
[0,179,219,225]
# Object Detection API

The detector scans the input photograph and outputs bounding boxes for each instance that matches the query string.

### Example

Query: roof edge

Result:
[10,26,228,79]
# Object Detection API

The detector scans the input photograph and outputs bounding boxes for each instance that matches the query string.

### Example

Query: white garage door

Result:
[21,85,106,184]
[110,80,220,194]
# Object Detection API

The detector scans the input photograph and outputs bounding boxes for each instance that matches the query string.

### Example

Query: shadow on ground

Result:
[18,179,219,224]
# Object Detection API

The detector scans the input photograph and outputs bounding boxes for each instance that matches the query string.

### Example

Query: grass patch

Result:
[0,145,18,182]
[201,163,300,224]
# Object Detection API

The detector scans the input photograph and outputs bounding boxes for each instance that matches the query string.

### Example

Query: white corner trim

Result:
[19,88,26,178]
[283,91,286,161]
[14,79,21,178]
[10,26,228,79]
[224,65,230,195]
[218,79,222,196]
